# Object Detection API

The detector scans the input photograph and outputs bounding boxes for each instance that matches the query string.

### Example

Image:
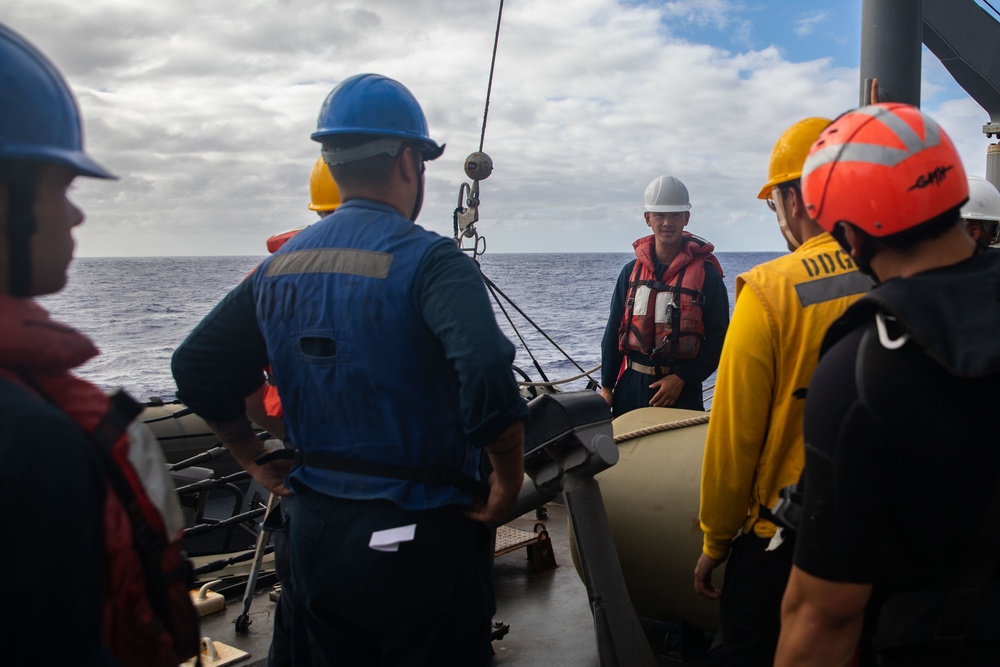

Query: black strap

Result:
[6,171,37,298]
[760,479,803,532]
[256,448,489,500]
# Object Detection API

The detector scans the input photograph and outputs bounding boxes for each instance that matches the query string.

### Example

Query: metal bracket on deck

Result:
[494,521,557,570]
[180,636,249,667]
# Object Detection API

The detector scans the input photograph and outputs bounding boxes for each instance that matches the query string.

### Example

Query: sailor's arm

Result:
[171,279,291,493]
[203,414,292,495]
[698,284,775,559]
[465,421,525,524]
[599,263,633,405]
[415,241,529,522]
[775,567,870,666]
[244,382,285,440]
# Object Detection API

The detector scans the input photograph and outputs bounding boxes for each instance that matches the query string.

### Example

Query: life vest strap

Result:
[627,279,705,303]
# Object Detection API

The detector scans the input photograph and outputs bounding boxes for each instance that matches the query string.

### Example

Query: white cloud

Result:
[3,0,987,256]
[794,10,828,37]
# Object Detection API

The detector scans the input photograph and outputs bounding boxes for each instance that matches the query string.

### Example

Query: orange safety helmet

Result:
[308,154,342,212]
[801,103,968,237]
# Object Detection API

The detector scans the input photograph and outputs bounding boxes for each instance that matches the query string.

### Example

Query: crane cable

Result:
[479,0,505,152]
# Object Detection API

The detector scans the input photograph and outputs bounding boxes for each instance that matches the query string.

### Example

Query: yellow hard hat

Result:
[758,117,832,199]
[308,155,342,211]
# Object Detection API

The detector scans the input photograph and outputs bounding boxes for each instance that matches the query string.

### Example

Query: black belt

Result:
[255,448,489,500]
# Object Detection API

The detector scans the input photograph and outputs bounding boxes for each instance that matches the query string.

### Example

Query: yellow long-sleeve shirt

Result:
[699,233,871,561]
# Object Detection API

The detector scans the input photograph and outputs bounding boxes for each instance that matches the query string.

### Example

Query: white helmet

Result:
[961,175,1000,222]
[643,175,692,212]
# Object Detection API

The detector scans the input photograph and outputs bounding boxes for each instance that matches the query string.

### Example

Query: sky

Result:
[5,0,1000,256]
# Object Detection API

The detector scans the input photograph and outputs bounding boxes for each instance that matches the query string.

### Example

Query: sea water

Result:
[38,251,782,402]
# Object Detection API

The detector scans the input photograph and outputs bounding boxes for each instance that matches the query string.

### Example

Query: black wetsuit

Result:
[795,249,1000,665]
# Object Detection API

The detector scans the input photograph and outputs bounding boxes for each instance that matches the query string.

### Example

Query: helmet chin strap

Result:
[410,175,424,221]
[5,174,36,297]
[774,193,801,250]
[409,153,426,222]
[832,224,881,285]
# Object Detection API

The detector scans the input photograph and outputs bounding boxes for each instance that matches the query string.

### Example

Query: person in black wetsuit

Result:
[775,102,1000,666]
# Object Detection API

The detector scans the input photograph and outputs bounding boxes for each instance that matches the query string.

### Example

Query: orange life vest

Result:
[0,295,199,667]
[266,224,308,254]
[618,233,723,360]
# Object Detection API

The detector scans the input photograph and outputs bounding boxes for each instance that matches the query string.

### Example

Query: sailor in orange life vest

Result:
[0,22,199,667]
[600,175,730,416]
[239,153,341,667]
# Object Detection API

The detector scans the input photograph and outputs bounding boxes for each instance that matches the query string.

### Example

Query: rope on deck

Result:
[614,413,710,444]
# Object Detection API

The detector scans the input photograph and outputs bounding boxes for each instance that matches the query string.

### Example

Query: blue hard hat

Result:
[0,23,114,179]
[312,73,444,162]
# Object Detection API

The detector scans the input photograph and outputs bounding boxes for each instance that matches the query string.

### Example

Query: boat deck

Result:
[193,500,711,666]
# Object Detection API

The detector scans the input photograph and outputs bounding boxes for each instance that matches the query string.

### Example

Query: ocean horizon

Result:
[40,251,785,402]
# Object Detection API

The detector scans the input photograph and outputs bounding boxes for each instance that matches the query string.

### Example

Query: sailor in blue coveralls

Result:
[172,73,528,667]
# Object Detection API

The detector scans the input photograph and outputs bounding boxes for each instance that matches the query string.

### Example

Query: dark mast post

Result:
[860,0,923,107]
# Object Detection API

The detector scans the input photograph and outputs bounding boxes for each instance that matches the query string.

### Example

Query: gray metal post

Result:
[986,127,1000,192]
[860,0,923,106]
[563,476,658,667]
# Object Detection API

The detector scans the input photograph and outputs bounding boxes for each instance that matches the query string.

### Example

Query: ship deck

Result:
[193,500,711,666]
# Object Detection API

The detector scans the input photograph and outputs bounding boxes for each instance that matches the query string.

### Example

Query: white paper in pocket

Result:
[369,524,417,552]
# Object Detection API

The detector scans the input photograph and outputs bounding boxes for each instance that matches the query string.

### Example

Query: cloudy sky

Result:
[5,0,998,256]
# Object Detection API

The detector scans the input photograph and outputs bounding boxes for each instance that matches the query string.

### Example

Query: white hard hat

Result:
[961,175,1000,222]
[643,175,692,212]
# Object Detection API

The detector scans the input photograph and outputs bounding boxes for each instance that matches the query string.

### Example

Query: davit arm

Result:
[507,391,658,667]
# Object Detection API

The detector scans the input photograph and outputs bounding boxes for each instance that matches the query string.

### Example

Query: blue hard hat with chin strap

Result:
[0,23,114,179]
[312,73,445,165]
[0,23,114,297]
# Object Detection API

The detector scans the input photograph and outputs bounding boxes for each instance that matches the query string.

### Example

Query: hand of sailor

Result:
[649,374,684,407]
[206,416,294,497]
[600,386,614,408]
[463,422,525,526]
[248,454,294,497]
[694,552,723,600]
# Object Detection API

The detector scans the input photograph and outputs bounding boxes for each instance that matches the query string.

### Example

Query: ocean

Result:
[38,251,783,402]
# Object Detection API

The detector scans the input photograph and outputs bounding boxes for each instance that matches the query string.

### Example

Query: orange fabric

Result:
[0,294,197,666]
[263,381,284,418]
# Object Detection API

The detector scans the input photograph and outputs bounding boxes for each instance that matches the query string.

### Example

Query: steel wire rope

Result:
[481,272,600,385]
[483,274,550,383]
[478,0,504,152]
[472,0,603,392]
